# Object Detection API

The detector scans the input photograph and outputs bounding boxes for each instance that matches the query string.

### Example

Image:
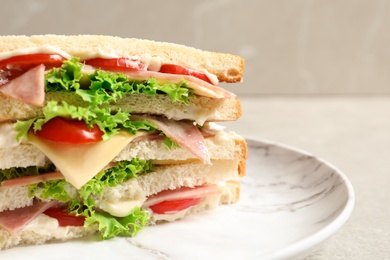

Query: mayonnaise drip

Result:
[0,45,219,84]
[0,45,72,60]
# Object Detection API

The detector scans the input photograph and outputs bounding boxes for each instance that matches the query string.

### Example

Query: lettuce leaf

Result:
[74,159,152,238]
[163,136,180,150]
[16,59,183,147]
[77,159,153,201]
[84,208,148,239]
[29,180,73,202]
[0,164,55,182]
[45,58,193,106]
[45,58,83,91]
[28,159,152,239]
[14,101,158,142]
[12,58,192,239]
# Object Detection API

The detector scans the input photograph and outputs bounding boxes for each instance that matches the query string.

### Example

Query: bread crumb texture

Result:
[0,35,244,83]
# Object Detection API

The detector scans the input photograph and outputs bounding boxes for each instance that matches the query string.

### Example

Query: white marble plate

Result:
[1,138,354,260]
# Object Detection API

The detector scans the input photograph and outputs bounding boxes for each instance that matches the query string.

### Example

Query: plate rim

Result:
[245,136,355,259]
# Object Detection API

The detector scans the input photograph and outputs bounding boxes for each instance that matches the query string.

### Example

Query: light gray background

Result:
[1,0,389,95]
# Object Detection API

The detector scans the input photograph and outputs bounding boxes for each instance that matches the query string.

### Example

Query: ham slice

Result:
[0,64,45,107]
[0,62,234,107]
[0,128,215,189]
[0,115,215,189]
[1,172,64,188]
[0,200,58,234]
[125,70,236,99]
[132,115,211,164]
[143,185,221,208]
[132,130,214,143]
[82,67,235,99]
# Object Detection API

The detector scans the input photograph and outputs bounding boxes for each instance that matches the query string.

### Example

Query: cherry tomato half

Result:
[43,207,85,227]
[149,197,202,214]
[34,117,104,144]
[85,58,145,71]
[158,64,213,84]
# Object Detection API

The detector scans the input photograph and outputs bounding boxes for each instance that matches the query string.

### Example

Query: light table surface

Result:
[223,95,390,259]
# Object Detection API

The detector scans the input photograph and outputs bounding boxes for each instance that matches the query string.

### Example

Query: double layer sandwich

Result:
[0,35,247,250]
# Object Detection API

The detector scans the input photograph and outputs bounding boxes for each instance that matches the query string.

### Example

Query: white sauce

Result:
[203,71,219,85]
[0,45,72,60]
[203,122,226,132]
[0,44,219,84]
[147,194,223,222]
[23,214,70,238]
[73,50,137,61]
[150,207,191,222]
[100,199,144,217]
[140,54,162,72]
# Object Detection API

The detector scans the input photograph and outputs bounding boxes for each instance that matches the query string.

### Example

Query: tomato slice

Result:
[43,207,85,227]
[0,54,65,82]
[149,197,202,214]
[85,58,145,71]
[85,59,213,84]
[158,64,213,84]
[35,117,104,144]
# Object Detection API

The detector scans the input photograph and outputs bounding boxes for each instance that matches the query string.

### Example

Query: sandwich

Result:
[0,35,247,250]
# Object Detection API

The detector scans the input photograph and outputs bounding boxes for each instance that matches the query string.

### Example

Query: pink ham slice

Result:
[0,128,215,189]
[1,172,64,188]
[0,115,212,188]
[0,64,45,107]
[143,185,221,208]
[123,70,236,98]
[0,200,59,234]
[132,131,215,143]
[132,115,211,164]
[82,66,235,99]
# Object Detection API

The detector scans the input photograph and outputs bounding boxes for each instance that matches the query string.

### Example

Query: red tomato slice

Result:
[158,64,213,84]
[85,59,213,84]
[149,197,202,214]
[43,207,85,227]
[0,54,65,82]
[85,58,145,71]
[35,117,104,144]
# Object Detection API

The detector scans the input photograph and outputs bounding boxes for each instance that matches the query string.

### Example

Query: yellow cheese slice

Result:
[28,131,146,189]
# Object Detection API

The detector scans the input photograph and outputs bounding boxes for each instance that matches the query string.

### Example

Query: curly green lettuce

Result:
[0,164,56,182]
[84,208,148,239]
[28,159,153,239]
[10,56,192,240]
[45,58,193,106]
[14,101,158,142]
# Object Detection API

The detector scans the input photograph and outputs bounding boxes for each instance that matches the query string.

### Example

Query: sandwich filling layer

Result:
[0,50,235,106]
[0,159,242,239]
[0,36,246,248]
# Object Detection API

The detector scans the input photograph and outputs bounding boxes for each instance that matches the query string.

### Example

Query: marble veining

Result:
[238,141,346,215]
[0,138,354,260]
[126,238,172,260]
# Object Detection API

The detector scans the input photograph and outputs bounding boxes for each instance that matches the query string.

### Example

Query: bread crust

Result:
[236,137,248,177]
[0,35,244,83]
